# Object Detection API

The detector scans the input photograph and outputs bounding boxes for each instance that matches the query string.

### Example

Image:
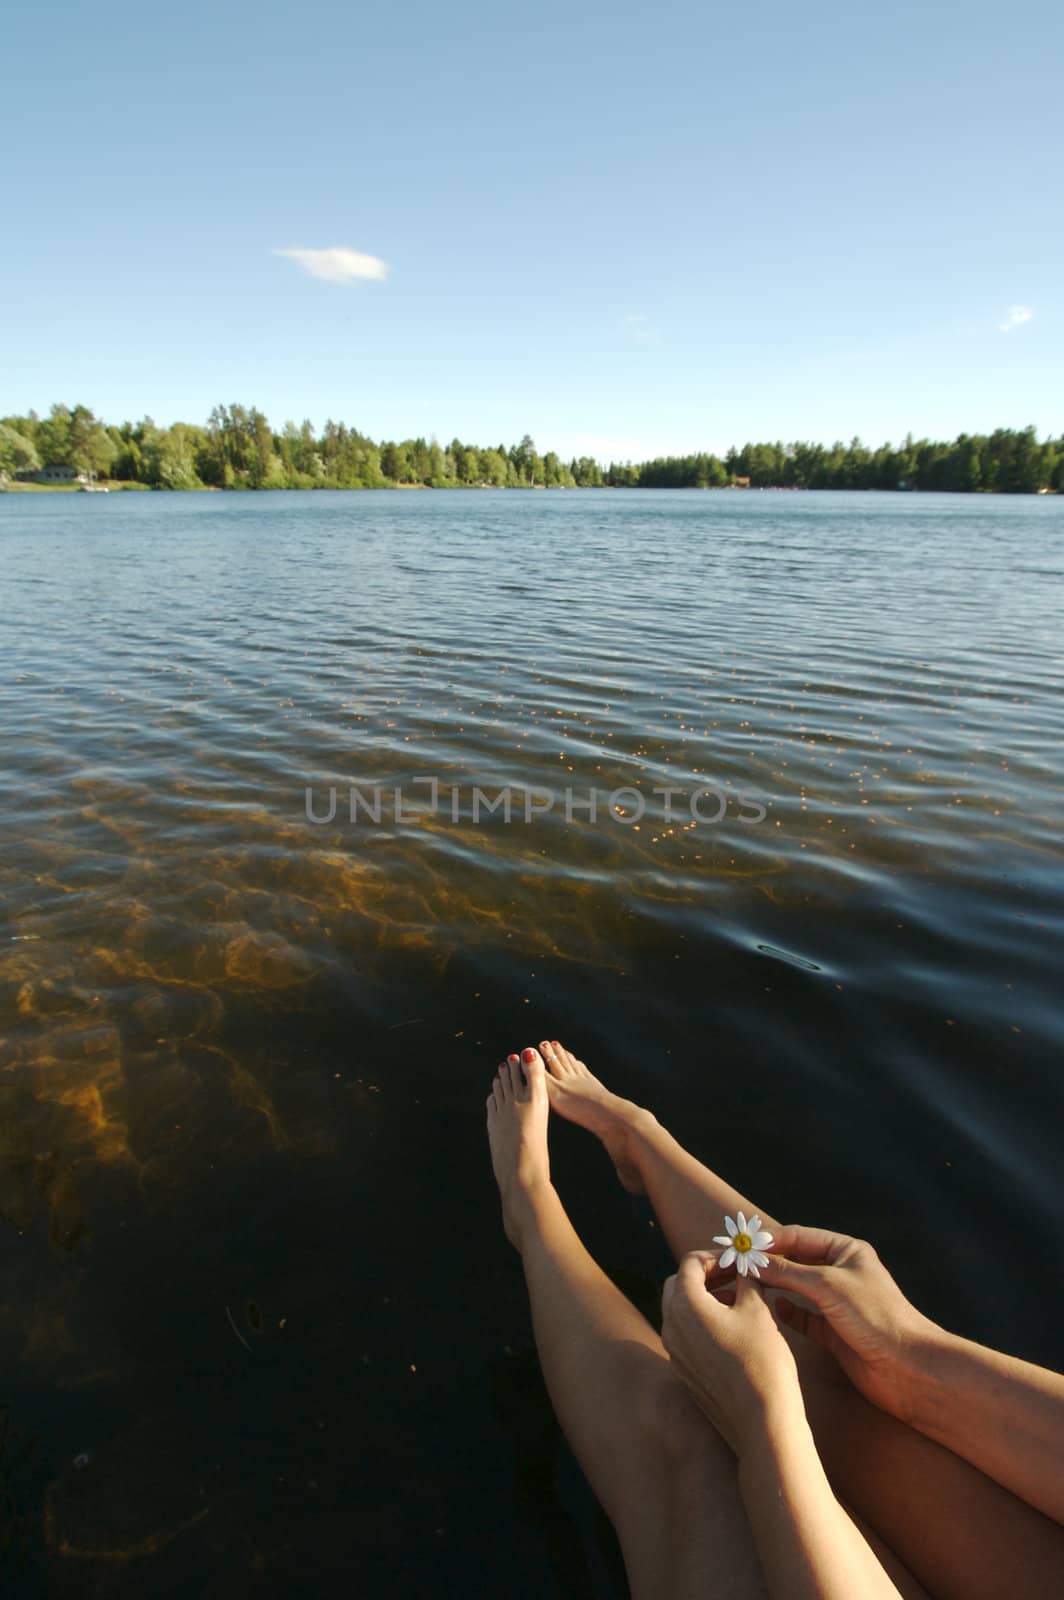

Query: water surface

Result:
[1,489,1062,1595]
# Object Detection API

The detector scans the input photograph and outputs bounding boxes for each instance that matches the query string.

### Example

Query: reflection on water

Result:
[1,489,1063,1594]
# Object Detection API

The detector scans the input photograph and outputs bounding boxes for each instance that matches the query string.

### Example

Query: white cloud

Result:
[999,304,1033,333]
[273,246,390,284]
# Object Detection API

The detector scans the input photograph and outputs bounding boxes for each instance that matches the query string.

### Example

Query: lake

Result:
[1,487,1062,1595]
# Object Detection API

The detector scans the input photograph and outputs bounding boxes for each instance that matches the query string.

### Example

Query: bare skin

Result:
[487,1049,769,1599]
[761,1227,1064,1524]
[486,1049,920,1600]
[662,1256,907,1600]
[539,1038,1064,1600]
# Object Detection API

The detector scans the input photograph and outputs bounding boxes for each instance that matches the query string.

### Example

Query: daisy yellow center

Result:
[733,1232,752,1253]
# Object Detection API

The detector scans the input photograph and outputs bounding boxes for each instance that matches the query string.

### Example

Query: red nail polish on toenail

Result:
[522,1048,535,1063]
[508,1054,519,1064]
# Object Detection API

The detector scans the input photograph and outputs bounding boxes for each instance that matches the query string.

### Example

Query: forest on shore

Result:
[1,404,1061,493]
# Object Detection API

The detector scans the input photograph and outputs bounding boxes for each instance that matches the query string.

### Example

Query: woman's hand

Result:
[662,1250,804,1455]
[665,1249,912,1599]
[757,1226,936,1421]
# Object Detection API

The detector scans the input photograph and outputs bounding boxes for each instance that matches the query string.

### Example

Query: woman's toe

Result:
[521,1048,547,1099]
[543,1040,567,1075]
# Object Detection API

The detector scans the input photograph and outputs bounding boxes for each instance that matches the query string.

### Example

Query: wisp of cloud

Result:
[273,246,390,284]
[999,304,1033,333]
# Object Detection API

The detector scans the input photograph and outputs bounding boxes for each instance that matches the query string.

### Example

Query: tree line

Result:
[1,404,1060,493]
[626,432,1061,493]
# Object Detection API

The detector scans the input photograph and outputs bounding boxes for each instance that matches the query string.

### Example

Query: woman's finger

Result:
[775,1296,831,1349]
[676,1251,717,1299]
[756,1253,833,1305]
[678,1249,718,1275]
[734,1271,773,1320]
[767,1223,849,1263]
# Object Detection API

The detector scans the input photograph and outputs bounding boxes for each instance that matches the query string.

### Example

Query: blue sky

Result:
[3,0,1061,460]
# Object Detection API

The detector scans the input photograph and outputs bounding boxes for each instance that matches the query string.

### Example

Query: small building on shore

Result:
[28,465,88,484]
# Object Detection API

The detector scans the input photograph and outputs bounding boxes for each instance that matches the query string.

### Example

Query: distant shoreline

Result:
[2,480,1057,497]
[2,407,1061,495]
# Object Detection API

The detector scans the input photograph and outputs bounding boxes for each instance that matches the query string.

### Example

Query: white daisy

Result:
[712,1211,774,1278]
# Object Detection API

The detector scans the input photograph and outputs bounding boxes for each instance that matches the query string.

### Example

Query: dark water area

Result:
[1,487,1062,1595]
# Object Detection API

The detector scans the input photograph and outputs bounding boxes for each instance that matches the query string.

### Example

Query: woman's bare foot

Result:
[486,1048,552,1248]
[539,1040,646,1195]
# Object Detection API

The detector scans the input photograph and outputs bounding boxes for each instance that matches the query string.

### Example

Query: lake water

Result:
[1,488,1062,1595]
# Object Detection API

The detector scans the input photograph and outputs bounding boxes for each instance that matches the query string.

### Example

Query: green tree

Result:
[1003,426,1041,493]
[146,424,204,489]
[381,441,417,483]
[511,433,542,486]
[571,455,603,487]
[65,405,116,478]
[37,404,73,466]
[479,448,508,486]
[0,422,40,476]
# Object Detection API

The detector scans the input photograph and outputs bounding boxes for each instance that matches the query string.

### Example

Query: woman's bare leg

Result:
[538,1039,774,1246]
[488,1047,770,1599]
[540,1039,1064,1600]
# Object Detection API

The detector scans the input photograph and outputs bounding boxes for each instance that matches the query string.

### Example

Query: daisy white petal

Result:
[719,1247,736,1269]
[736,1252,749,1276]
[712,1235,732,1248]
[747,1216,762,1234]
[736,1211,748,1234]
[751,1231,774,1251]
[747,1259,762,1279]
[725,1215,738,1238]
[749,1250,770,1269]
